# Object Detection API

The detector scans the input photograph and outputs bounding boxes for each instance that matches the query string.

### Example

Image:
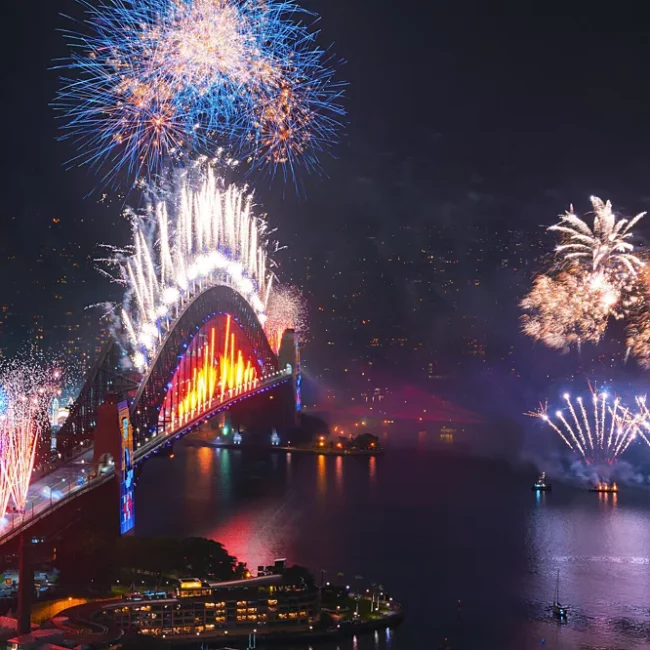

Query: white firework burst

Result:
[105,159,278,370]
[549,195,645,275]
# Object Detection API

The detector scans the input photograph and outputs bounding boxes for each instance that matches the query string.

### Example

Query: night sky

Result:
[3,1,650,415]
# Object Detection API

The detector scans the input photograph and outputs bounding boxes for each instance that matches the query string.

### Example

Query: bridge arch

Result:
[130,285,278,443]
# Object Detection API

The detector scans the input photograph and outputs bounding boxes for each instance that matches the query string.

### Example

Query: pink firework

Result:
[0,360,61,516]
[0,432,12,523]
[264,285,308,354]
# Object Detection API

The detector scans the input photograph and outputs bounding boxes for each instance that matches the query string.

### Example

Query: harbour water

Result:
[135,433,650,649]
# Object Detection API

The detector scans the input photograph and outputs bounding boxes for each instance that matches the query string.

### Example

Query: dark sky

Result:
[2,0,650,409]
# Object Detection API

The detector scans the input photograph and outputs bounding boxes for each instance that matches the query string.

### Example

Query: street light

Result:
[354,575,363,619]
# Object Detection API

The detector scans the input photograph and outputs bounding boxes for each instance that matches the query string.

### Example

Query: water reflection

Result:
[335,456,344,494]
[527,486,650,644]
[184,445,214,522]
[218,448,231,504]
[368,457,376,483]
[209,510,258,567]
[597,491,618,507]
[317,454,327,496]
[198,446,212,473]
[137,443,650,650]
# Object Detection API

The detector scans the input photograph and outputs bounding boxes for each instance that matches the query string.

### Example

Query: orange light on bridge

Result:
[160,314,260,432]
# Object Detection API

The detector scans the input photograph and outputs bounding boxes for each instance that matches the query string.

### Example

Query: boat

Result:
[532,472,552,491]
[552,570,567,620]
[589,481,619,493]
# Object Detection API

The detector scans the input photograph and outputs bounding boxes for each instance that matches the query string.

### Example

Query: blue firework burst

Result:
[53,0,345,188]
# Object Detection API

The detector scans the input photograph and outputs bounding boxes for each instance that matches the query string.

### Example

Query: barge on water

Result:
[532,472,552,492]
[589,482,619,493]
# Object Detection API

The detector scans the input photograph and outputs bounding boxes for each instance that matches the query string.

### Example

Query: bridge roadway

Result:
[0,369,291,546]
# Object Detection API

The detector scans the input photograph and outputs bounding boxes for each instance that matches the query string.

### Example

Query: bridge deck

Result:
[0,370,291,546]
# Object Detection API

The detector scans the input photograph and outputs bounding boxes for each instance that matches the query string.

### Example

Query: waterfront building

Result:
[103,573,318,638]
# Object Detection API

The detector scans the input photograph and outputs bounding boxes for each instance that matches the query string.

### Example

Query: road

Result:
[1,449,95,533]
[0,369,292,542]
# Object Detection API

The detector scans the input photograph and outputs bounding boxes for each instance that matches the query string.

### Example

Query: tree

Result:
[116,537,244,581]
[287,414,329,445]
[352,433,380,450]
[283,565,315,589]
[178,538,241,579]
[56,528,115,594]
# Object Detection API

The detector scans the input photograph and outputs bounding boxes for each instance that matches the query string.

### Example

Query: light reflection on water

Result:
[317,453,327,497]
[335,456,344,494]
[136,440,650,649]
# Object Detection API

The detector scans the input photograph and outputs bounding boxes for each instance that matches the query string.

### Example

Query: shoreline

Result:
[47,598,404,647]
[183,439,385,456]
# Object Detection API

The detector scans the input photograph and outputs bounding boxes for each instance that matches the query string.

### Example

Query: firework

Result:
[527,385,641,464]
[54,0,345,186]
[623,263,650,368]
[264,285,308,353]
[0,434,12,524]
[105,158,277,369]
[624,396,650,445]
[521,196,647,357]
[0,359,61,517]
[520,270,613,352]
[242,54,345,180]
[550,196,645,274]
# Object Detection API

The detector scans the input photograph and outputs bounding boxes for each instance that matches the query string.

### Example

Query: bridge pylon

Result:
[278,329,302,426]
[17,533,32,635]
[56,339,139,454]
[92,395,135,535]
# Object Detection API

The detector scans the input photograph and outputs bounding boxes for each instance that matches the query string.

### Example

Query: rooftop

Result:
[206,574,283,589]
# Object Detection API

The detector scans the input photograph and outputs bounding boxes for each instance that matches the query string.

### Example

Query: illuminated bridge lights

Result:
[159,314,263,433]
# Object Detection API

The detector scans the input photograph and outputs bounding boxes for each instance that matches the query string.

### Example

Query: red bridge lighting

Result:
[160,314,260,432]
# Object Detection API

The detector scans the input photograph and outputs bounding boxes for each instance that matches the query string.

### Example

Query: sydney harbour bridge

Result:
[0,171,301,631]
[0,167,304,565]
[0,290,300,549]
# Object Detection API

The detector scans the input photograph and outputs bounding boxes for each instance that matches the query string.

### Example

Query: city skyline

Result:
[4,1,650,410]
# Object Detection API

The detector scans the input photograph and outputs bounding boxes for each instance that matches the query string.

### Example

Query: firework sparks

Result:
[624,263,650,368]
[520,269,613,351]
[54,0,345,187]
[0,359,61,517]
[0,435,12,525]
[550,196,645,274]
[521,197,648,359]
[624,396,650,447]
[527,386,640,464]
[264,285,308,353]
[243,57,345,180]
[106,158,278,369]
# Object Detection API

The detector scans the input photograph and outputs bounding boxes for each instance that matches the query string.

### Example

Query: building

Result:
[101,571,318,638]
